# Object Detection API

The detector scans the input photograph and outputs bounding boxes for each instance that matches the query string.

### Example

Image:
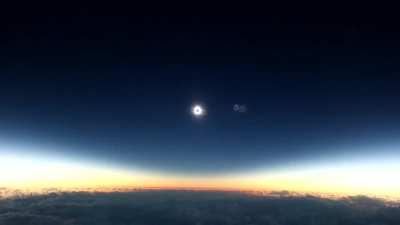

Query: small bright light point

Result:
[192,105,205,117]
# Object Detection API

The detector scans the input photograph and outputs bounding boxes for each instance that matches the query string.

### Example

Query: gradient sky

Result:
[1,11,400,197]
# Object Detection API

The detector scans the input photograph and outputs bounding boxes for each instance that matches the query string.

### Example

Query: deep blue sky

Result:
[1,10,400,175]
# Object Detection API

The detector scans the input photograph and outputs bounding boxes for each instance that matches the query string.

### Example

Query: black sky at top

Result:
[1,7,400,174]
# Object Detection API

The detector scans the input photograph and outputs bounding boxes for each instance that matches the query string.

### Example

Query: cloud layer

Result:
[0,191,399,225]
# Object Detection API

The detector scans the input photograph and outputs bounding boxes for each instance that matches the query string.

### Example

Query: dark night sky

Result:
[1,8,400,175]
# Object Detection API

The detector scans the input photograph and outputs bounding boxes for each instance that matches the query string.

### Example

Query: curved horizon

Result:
[1,142,399,200]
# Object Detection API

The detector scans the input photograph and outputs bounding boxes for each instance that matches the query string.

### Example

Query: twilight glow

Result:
[1,147,399,199]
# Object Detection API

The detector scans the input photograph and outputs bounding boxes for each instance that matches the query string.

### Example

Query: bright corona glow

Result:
[192,105,205,117]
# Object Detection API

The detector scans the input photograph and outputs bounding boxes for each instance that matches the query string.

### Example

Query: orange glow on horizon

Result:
[1,155,399,200]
